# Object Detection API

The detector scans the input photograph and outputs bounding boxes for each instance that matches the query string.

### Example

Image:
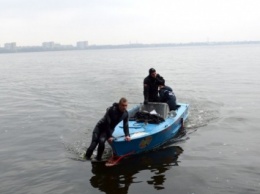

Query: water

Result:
[1,45,260,194]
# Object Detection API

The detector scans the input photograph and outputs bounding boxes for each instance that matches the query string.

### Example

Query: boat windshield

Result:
[140,102,169,119]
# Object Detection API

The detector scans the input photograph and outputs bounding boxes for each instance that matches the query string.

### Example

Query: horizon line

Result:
[1,40,260,48]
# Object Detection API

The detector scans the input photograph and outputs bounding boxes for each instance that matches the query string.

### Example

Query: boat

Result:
[106,102,189,166]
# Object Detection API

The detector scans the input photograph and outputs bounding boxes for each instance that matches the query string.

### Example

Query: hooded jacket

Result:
[159,86,177,111]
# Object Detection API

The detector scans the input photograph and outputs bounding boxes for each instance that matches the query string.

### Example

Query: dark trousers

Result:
[149,96,160,102]
[167,95,177,111]
[86,132,107,160]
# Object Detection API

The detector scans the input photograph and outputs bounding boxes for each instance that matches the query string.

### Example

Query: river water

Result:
[1,44,260,194]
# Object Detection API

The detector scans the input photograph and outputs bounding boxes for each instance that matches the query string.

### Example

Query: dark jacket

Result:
[159,86,177,111]
[143,74,165,102]
[93,103,129,138]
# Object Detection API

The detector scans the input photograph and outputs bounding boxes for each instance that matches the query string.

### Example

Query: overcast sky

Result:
[1,0,260,46]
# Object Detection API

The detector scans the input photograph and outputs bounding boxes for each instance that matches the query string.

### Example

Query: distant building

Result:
[76,41,88,49]
[42,41,55,49]
[54,43,61,48]
[4,42,17,50]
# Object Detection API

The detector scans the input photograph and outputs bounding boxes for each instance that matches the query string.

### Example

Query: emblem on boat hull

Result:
[139,136,152,148]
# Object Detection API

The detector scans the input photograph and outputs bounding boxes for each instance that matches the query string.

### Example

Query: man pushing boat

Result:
[85,97,131,161]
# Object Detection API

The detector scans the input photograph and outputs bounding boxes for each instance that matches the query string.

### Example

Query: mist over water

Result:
[1,45,260,194]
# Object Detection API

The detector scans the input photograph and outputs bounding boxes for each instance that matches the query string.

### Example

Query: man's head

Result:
[149,68,157,78]
[118,97,128,112]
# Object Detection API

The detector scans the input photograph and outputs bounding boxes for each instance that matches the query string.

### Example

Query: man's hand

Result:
[108,137,114,143]
[125,136,131,142]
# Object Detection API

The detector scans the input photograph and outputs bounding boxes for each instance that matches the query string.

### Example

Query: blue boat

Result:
[106,102,189,166]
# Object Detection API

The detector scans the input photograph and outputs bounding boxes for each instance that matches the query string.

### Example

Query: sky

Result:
[1,0,260,46]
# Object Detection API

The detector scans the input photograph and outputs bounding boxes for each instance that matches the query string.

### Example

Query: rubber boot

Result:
[85,149,93,160]
[96,146,104,161]
[96,151,103,161]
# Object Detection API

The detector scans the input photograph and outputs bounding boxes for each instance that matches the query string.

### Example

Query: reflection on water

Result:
[90,145,183,194]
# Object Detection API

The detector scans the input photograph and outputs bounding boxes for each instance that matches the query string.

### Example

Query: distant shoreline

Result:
[1,41,260,54]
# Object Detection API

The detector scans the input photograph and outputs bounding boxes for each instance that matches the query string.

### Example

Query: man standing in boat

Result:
[85,97,131,161]
[143,68,165,104]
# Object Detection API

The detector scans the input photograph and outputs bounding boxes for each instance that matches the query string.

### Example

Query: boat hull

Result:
[109,103,189,156]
